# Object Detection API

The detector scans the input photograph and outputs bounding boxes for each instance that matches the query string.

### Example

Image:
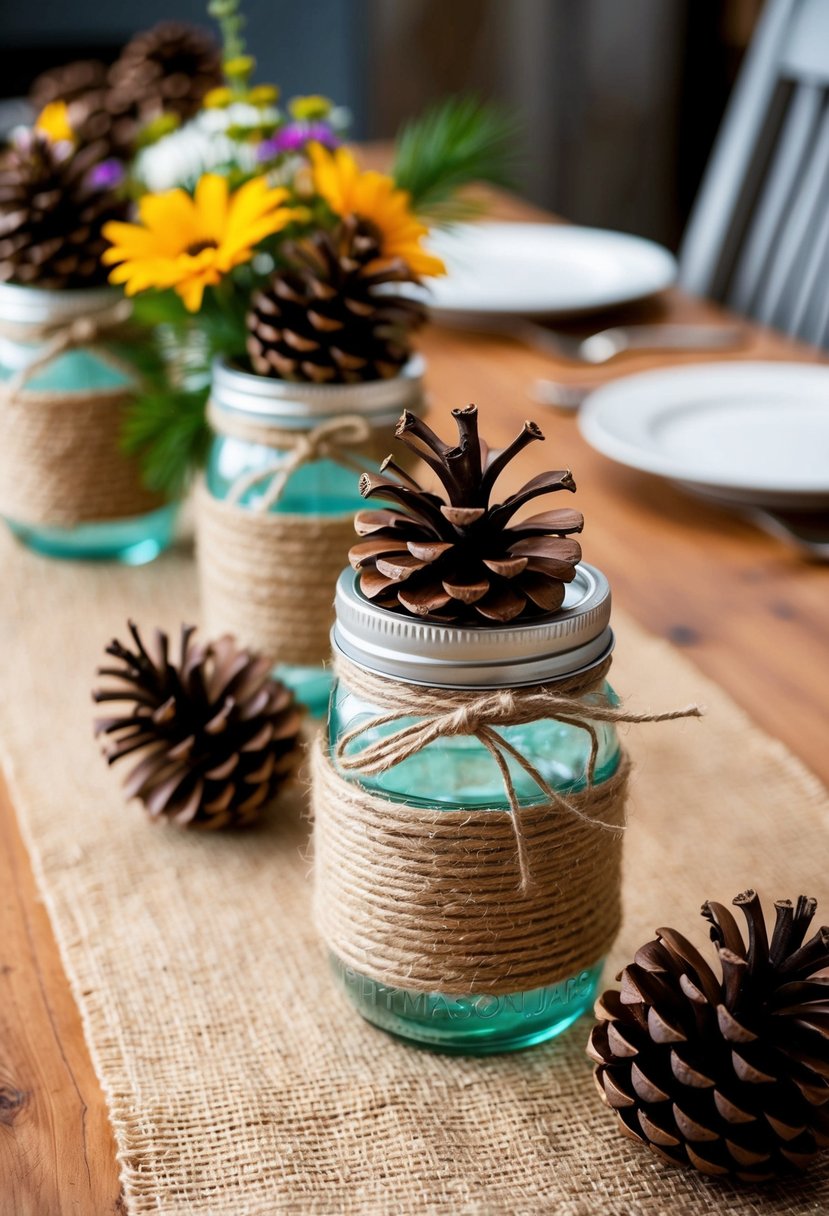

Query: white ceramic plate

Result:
[578,362,829,507]
[413,221,676,318]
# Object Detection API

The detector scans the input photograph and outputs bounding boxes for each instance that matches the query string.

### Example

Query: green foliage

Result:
[392,95,521,222]
[108,296,214,500]
[121,384,212,502]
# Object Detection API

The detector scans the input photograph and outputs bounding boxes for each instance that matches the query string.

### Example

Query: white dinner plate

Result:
[412,221,676,318]
[578,362,829,507]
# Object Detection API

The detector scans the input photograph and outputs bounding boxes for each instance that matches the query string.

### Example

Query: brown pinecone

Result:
[64,86,145,163]
[92,623,303,829]
[29,59,109,113]
[246,216,426,384]
[588,890,829,1182]
[29,25,221,160]
[0,134,128,288]
[107,21,222,128]
[29,61,137,162]
[348,405,583,623]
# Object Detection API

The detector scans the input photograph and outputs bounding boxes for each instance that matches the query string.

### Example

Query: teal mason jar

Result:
[199,356,424,716]
[0,283,176,563]
[321,564,622,1054]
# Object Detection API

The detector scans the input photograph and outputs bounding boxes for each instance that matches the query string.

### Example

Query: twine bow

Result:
[0,297,133,402]
[334,654,703,891]
[220,412,375,510]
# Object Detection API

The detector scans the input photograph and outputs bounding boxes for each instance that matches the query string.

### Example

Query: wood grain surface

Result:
[1,188,827,1214]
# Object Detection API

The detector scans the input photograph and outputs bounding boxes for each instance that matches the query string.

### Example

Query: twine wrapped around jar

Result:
[196,405,398,668]
[313,652,702,996]
[0,299,164,527]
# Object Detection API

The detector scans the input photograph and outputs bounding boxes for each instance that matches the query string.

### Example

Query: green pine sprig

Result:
[392,94,520,222]
[121,384,212,502]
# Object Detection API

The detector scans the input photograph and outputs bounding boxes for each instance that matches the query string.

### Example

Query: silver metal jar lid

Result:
[0,282,119,328]
[210,354,425,431]
[332,563,613,689]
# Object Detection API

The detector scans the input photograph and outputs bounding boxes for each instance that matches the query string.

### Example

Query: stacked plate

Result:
[412,221,677,318]
[578,362,829,510]
[414,221,829,528]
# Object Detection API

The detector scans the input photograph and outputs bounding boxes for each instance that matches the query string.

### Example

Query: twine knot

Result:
[68,316,98,345]
[0,297,134,402]
[213,411,375,509]
[333,653,702,892]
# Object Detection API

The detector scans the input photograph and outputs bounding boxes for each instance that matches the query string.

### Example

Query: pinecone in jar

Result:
[0,134,128,289]
[246,215,426,384]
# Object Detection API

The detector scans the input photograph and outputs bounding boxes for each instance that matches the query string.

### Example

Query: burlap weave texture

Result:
[1,529,827,1215]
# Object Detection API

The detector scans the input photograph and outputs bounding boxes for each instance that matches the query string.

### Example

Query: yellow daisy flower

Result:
[102,174,300,312]
[35,101,74,143]
[309,144,445,279]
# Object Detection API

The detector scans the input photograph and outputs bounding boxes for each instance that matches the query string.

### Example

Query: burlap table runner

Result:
[1,528,827,1215]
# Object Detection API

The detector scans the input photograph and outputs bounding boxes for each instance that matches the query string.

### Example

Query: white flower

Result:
[135,104,281,193]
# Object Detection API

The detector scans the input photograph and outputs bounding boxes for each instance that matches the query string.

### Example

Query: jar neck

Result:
[0,286,123,364]
[332,640,615,695]
[209,355,424,436]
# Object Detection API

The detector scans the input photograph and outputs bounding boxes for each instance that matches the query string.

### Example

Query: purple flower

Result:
[88,159,125,190]
[257,121,339,161]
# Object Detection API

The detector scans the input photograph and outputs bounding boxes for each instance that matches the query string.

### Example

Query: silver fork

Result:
[453,316,747,364]
[743,508,829,561]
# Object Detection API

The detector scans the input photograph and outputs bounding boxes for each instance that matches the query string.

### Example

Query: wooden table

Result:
[2,194,828,1216]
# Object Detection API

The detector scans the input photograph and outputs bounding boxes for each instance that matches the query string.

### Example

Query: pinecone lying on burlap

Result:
[0,134,127,288]
[589,890,829,1181]
[348,404,583,623]
[246,216,426,383]
[93,623,303,829]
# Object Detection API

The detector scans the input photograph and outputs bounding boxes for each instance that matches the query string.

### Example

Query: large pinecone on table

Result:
[588,891,829,1182]
[348,405,583,623]
[93,623,303,829]
[246,216,426,384]
[0,135,127,288]
[107,22,222,127]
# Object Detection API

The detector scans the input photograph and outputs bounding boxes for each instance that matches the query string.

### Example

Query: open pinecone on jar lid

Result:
[246,216,425,384]
[588,890,829,1182]
[348,405,582,623]
[0,134,127,288]
[93,623,303,829]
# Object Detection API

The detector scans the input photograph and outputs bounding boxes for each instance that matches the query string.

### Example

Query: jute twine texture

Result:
[1,530,828,1214]
[196,409,395,666]
[313,654,699,994]
[313,740,629,994]
[0,301,163,526]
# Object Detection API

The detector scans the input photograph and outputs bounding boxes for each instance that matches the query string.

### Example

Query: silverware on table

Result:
[530,379,595,411]
[570,322,747,364]
[741,507,829,561]
[450,316,747,364]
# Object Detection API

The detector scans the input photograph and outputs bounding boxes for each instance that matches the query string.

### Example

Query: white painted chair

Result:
[679,0,829,348]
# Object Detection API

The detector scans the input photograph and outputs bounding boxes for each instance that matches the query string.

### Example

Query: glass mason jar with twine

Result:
[313,565,700,1054]
[196,355,425,715]
[0,283,176,562]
